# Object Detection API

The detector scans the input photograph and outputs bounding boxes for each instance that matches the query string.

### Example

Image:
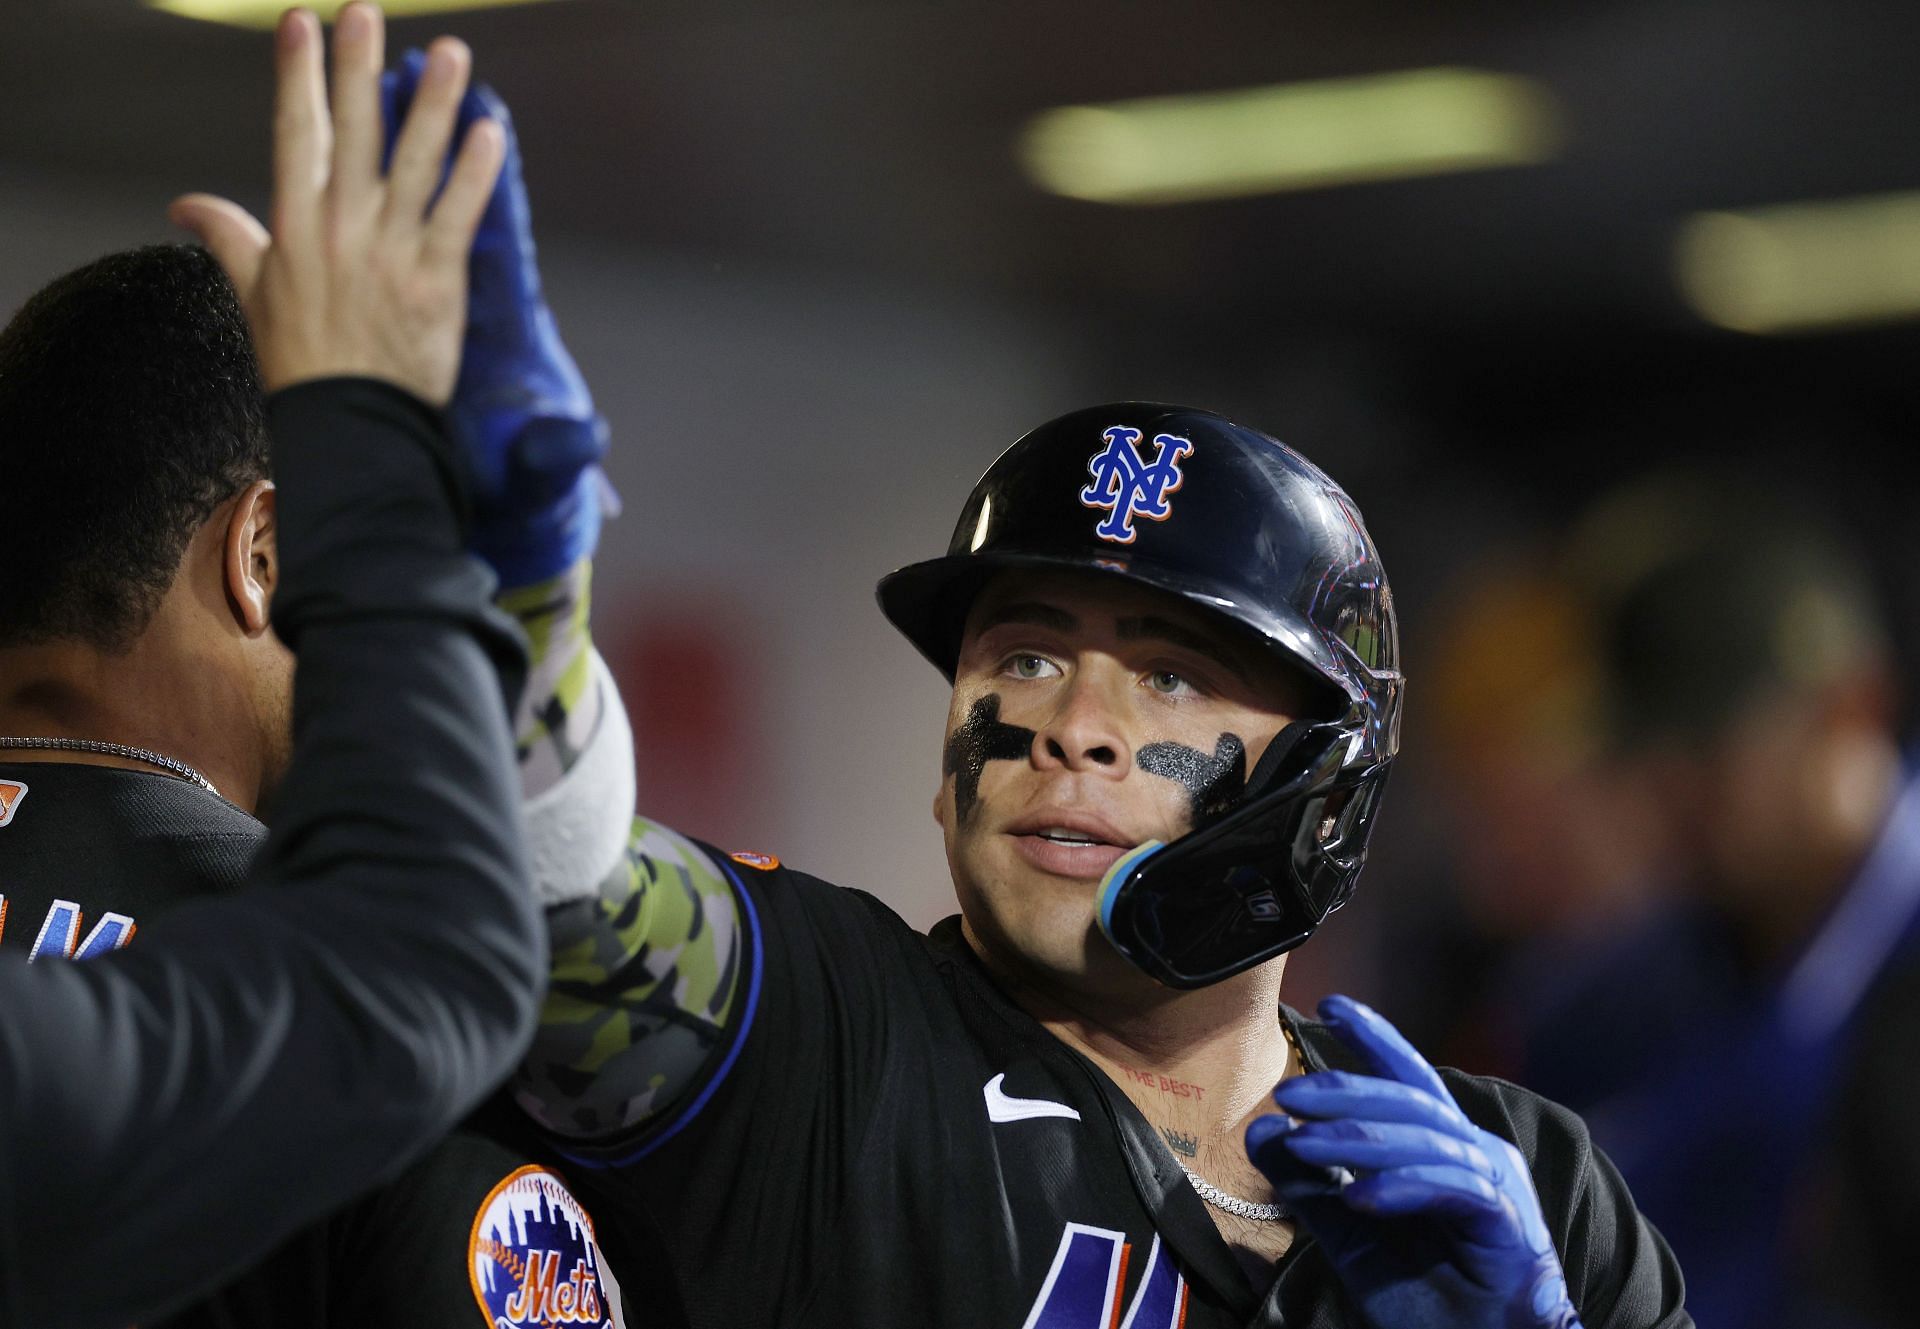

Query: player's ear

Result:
[932,783,948,830]
[222,479,279,637]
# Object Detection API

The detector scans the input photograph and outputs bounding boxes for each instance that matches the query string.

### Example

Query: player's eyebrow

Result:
[1116,615,1251,682]
[972,601,1079,635]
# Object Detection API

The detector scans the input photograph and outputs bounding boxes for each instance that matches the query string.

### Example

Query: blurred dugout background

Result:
[5,2,1919,1321]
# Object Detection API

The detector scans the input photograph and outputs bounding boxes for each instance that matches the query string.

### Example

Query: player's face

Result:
[939,571,1304,1000]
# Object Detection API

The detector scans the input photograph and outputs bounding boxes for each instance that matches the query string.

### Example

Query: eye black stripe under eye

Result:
[943,695,1034,823]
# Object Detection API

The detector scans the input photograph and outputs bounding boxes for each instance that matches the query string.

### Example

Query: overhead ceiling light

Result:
[147,0,565,27]
[1676,191,1920,334]
[1017,67,1563,206]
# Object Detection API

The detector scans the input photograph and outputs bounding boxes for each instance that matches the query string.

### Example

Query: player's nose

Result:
[1030,665,1132,777]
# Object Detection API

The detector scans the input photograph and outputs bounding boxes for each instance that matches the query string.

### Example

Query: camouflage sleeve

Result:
[496,564,752,1145]
[496,559,600,799]
[497,561,635,908]
[510,818,749,1142]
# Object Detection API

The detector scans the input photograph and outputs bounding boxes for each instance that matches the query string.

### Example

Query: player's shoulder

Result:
[1292,1008,1687,1322]
[1291,1009,1595,1172]
[0,761,262,842]
[709,841,923,943]
[0,762,265,954]
[622,820,909,930]
[634,820,958,1010]
[1437,1064,1598,1184]
[710,848,983,1040]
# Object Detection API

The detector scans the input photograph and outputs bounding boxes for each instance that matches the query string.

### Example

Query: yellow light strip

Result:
[1676,190,1920,334]
[1017,67,1563,206]
[146,0,567,28]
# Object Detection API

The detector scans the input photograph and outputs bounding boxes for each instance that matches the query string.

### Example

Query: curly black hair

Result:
[0,244,269,653]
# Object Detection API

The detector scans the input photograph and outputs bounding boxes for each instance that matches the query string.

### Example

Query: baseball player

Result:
[2,10,627,1325]
[324,15,1703,1317]
[0,20,545,1326]
[491,353,1693,1319]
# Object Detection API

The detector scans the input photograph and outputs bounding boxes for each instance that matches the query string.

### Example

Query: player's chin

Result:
[1018,879,1154,991]
[973,888,1160,1006]
[966,866,1094,952]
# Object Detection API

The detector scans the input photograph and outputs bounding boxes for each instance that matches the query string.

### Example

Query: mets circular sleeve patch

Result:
[468,1165,627,1328]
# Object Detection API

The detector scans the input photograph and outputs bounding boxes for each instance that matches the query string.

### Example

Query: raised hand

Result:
[1246,995,1581,1329]
[169,3,504,407]
[383,51,613,586]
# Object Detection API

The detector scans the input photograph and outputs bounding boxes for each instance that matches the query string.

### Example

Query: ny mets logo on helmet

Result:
[1079,426,1194,544]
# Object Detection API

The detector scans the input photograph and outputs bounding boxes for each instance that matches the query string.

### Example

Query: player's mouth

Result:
[1003,810,1136,879]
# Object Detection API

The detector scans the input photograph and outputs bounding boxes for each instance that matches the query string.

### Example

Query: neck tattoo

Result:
[943,694,1034,824]
[1159,1125,1199,1158]
[1137,732,1247,823]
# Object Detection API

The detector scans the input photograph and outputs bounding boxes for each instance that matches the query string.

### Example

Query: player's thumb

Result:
[169,193,270,297]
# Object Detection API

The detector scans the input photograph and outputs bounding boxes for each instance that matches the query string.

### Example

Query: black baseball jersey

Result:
[0,767,620,1328]
[559,859,1690,1328]
[0,763,263,945]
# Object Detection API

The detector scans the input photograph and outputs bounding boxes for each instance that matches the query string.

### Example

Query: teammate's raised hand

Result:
[169,3,504,406]
[381,54,614,586]
[1246,996,1583,1329]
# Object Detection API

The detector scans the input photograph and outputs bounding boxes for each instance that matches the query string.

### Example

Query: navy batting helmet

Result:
[877,402,1402,988]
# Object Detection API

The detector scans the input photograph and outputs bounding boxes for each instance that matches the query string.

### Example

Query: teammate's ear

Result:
[223,479,279,637]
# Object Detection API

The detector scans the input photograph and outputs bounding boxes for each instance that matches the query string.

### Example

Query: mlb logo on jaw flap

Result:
[1079,426,1194,545]
[730,850,781,871]
[469,1166,626,1329]
[0,780,27,829]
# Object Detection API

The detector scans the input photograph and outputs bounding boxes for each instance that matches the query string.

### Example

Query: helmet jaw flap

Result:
[1093,718,1393,989]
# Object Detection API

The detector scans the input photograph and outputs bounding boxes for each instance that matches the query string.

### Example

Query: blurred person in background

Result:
[1507,472,1917,1329]
[1380,562,1666,1074]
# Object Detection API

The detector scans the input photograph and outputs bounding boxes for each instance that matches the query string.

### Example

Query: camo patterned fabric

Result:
[513,816,747,1141]
[499,559,600,797]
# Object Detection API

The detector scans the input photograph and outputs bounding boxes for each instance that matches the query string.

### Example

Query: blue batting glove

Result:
[1246,996,1581,1329]
[383,54,615,587]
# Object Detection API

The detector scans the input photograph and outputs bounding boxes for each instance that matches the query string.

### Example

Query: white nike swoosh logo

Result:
[984,1073,1082,1124]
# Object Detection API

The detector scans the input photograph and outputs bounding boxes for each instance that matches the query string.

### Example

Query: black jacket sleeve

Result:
[0,378,542,1329]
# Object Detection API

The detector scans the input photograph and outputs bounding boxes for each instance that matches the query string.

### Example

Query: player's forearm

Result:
[499,556,602,792]
[497,557,639,913]
[0,379,543,1328]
